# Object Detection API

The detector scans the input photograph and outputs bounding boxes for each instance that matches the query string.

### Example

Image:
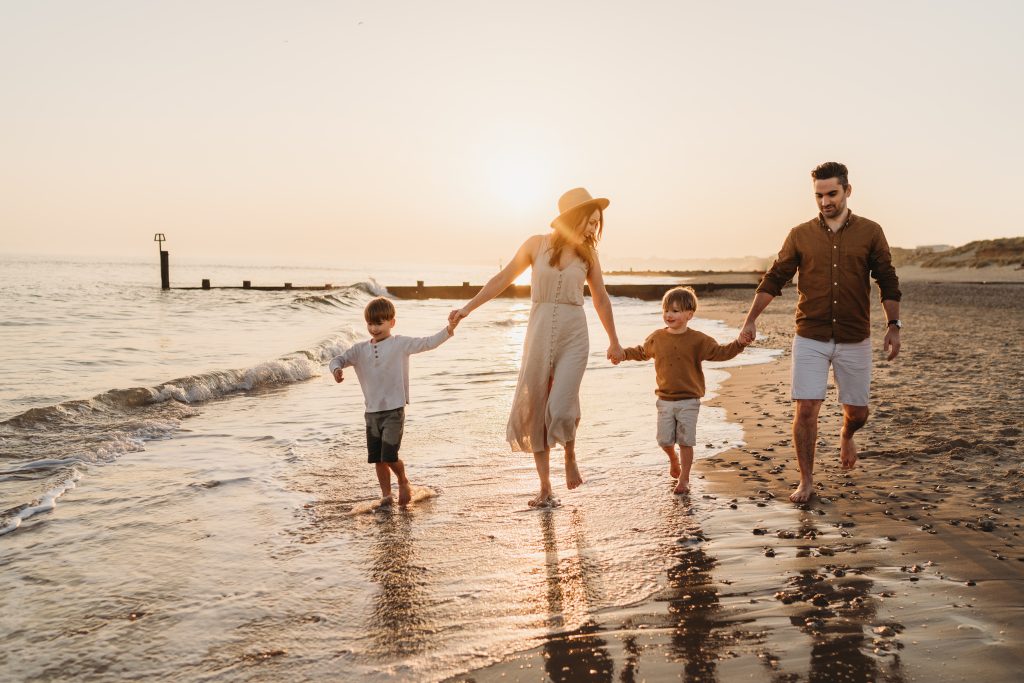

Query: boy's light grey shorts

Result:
[656,398,700,448]
[791,335,872,406]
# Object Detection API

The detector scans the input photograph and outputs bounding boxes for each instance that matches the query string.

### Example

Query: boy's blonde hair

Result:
[364,297,396,324]
[662,286,698,312]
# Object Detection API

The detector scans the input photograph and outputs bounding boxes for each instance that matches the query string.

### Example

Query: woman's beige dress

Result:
[507,235,590,452]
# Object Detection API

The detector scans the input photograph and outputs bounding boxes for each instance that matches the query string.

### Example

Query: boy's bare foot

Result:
[528,491,561,508]
[673,480,690,494]
[840,436,858,470]
[397,480,412,505]
[379,494,394,506]
[789,481,814,503]
[669,456,681,479]
[565,458,584,490]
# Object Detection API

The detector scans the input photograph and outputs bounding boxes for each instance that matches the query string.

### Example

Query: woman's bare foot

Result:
[673,480,690,494]
[840,436,858,470]
[528,491,560,508]
[564,457,584,490]
[379,494,394,506]
[397,480,412,505]
[789,481,814,503]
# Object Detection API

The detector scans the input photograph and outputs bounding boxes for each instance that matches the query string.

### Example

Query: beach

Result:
[2,258,1023,682]
[453,280,1024,682]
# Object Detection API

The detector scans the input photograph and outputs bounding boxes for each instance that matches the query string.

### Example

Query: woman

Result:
[449,188,624,507]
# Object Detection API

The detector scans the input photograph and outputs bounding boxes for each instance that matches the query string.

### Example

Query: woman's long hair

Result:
[549,205,602,270]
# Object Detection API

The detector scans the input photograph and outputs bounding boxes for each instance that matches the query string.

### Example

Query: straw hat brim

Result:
[550,197,610,229]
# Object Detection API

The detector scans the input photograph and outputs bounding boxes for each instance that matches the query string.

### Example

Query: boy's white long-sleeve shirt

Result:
[328,327,452,412]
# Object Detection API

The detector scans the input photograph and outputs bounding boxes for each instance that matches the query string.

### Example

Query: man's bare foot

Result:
[840,436,858,470]
[379,494,394,506]
[397,481,412,505]
[565,459,584,490]
[789,481,814,503]
[673,480,690,495]
[528,492,561,508]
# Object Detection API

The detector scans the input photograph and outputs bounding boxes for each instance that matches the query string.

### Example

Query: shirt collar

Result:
[818,209,855,232]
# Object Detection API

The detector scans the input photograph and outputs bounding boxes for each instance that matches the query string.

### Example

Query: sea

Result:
[0,254,780,681]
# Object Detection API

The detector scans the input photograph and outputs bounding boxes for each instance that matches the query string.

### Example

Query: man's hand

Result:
[883,326,901,361]
[739,320,757,345]
[332,368,344,383]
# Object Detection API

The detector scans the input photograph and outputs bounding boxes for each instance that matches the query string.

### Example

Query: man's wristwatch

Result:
[887,319,902,330]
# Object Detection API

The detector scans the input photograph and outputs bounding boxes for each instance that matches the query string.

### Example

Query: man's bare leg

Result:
[387,460,412,505]
[674,445,694,494]
[530,450,558,507]
[791,399,822,503]
[564,440,584,490]
[375,462,394,505]
[840,405,868,470]
[660,445,682,479]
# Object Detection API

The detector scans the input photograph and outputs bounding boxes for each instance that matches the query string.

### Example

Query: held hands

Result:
[447,310,464,335]
[607,342,624,365]
[883,326,901,361]
[738,321,757,346]
[448,307,469,328]
[332,367,344,383]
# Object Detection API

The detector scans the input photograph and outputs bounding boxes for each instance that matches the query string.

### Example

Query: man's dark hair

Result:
[811,161,849,189]
[364,296,396,324]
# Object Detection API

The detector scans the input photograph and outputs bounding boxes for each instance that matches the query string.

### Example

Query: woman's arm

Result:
[586,252,624,363]
[449,235,539,323]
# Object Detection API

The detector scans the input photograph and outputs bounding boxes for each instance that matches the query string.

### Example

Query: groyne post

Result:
[154,233,169,290]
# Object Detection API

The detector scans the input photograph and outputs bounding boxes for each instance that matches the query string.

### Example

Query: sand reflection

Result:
[366,511,436,658]
[536,508,615,682]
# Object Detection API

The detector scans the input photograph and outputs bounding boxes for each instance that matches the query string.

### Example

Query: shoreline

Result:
[449,282,1024,683]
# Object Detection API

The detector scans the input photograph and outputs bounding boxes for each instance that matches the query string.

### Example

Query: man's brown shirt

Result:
[756,212,901,343]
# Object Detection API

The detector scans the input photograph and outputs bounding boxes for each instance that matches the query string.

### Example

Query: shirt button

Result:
[834,282,838,286]
[833,300,837,304]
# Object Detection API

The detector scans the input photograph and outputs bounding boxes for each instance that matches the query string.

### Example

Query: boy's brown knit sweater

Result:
[622,328,745,400]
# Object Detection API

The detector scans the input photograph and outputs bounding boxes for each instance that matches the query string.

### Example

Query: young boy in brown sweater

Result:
[616,286,748,493]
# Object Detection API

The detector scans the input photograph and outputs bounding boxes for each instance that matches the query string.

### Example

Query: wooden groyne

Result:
[153,238,758,300]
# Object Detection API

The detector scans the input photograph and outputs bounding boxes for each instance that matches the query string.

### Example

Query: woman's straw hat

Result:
[550,187,609,230]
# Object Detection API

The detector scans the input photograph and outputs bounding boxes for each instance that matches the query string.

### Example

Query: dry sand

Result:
[450,281,1024,683]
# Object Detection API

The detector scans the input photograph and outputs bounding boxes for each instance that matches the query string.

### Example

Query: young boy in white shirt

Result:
[330,297,458,506]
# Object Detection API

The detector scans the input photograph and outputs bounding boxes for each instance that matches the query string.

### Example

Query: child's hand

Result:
[333,368,344,383]
[737,335,752,348]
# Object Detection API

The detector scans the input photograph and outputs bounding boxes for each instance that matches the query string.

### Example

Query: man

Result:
[739,161,902,503]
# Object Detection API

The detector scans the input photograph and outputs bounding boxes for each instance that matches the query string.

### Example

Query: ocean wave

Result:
[0,327,361,537]
[286,280,387,311]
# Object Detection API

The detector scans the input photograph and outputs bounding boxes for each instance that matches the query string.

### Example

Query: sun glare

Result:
[486,152,550,214]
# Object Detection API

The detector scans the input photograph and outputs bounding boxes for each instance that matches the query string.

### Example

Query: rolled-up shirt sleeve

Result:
[756,228,800,297]
[869,230,902,302]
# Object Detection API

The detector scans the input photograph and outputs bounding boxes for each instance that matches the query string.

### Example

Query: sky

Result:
[2,0,1022,268]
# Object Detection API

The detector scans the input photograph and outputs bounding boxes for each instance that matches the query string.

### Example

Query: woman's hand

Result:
[606,342,624,365]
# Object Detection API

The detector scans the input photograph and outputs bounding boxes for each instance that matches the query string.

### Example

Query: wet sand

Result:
[451,281,1024,683]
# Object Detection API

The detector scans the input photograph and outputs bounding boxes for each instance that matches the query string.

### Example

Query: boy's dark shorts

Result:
[364,407,405,463]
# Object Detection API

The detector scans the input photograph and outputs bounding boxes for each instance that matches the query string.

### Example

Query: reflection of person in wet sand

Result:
[367,513,434,657]
[449,188,624,507]
[739,162,902,503]
[537,508,614,682]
